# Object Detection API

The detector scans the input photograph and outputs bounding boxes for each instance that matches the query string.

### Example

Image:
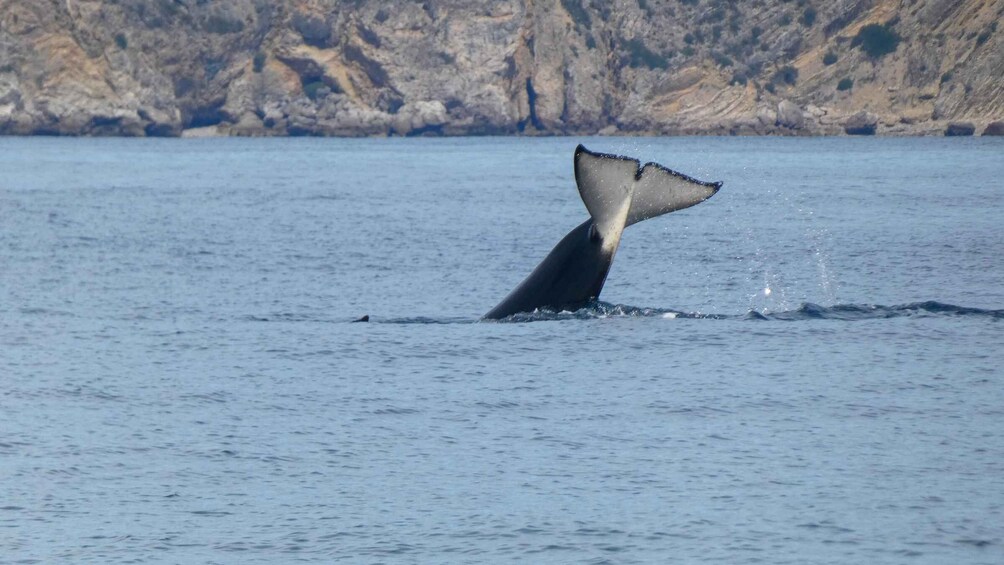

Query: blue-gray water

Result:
[1,136,1002,564]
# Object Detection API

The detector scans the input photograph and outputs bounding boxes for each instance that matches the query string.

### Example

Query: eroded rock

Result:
[844,111,878,135]
[944,122,975,136]
[983,121,1004,136]
[776,100,804,129]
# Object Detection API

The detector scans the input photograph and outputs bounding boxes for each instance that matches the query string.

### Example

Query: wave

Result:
[235,301,1002,324]
[490,300,1004,323]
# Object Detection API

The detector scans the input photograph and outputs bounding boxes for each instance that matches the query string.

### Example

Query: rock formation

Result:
[944,121,976,136]
[984,121,1004,136]
[1,0,1002,136]
[844,110,878,135]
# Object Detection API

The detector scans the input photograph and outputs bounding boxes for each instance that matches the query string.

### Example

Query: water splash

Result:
[738,185,839,314]
[359,300,1004,324]
[492,301,1002,323]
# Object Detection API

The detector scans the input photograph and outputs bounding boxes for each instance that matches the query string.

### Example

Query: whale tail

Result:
[483,146,721,320]
[573,146,637,251]
[573,145,722,235]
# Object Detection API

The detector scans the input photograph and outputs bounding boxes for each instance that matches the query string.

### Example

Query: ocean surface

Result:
[1,136,1002,564]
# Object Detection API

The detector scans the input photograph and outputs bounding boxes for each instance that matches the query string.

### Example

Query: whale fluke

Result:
[627,160,722,225]
[573,145,636,248]
[483,145,721,320]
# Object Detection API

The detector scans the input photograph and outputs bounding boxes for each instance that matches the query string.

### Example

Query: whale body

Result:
[483,145,721,320]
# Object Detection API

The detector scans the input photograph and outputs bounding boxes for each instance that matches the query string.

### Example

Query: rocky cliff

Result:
[1,0,1002,136]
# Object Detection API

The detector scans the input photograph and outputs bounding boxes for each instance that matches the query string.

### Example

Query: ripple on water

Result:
[3,137,1002,564]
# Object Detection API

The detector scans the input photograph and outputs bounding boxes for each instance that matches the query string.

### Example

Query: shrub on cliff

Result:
[772,65,799,86]
[204,15,244,34]
[853,23,900,58]
[712,52,733,68]
[801,7,817,27]
[303,81,326,101]
[293,13,330,47]
[837,78,853,91]
[623,39,669,70]
[561,0,591,28]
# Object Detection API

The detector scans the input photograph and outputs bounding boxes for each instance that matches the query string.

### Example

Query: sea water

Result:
[1,136,1002,563]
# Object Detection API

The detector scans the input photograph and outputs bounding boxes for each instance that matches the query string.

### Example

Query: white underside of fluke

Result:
[599,195,632,254]
[574,147,637,249]
[573,145,721,250]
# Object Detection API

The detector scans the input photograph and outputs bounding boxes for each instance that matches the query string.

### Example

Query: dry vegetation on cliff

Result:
[1,0,1002,136]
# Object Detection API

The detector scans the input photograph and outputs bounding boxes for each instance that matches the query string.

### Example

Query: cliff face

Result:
[1,0,1002,136]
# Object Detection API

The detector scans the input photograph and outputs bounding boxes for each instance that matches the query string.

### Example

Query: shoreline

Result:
[2,119,1002,139]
